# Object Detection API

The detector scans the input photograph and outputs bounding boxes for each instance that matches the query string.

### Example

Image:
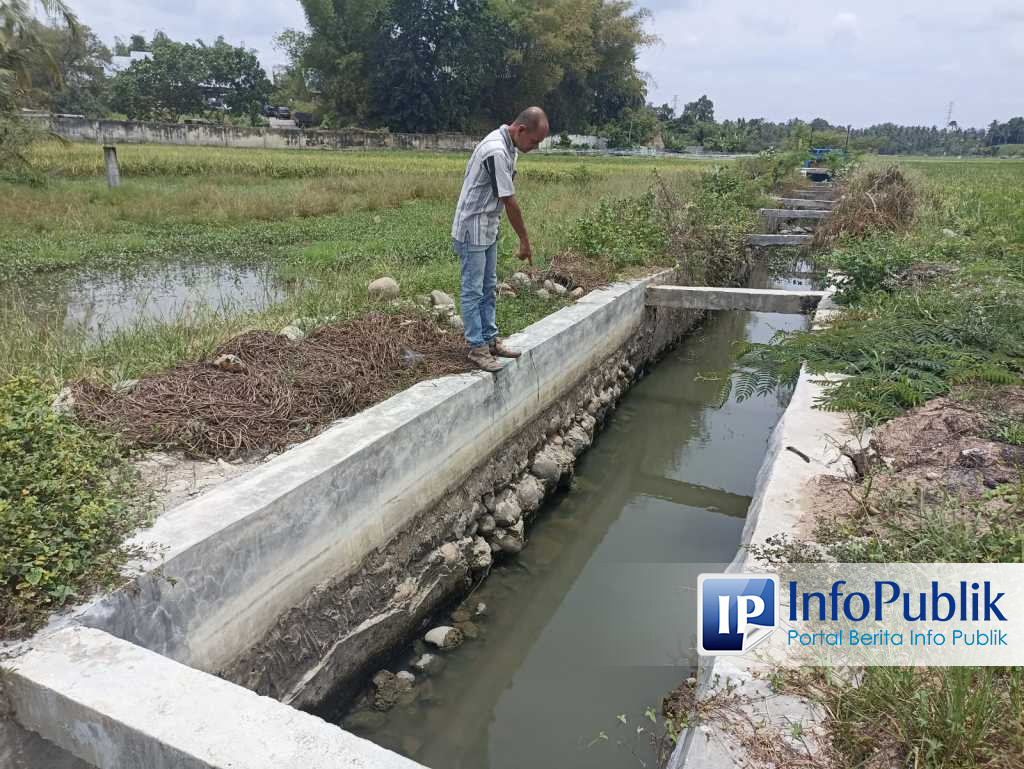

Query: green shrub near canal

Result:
[0,377,150,636]
[735,159,1024,424]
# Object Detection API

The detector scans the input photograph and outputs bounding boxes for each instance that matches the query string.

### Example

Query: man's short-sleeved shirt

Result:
[451,125,518,246]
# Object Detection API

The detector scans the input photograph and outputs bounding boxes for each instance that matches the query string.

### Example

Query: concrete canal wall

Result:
[2,265,717,768]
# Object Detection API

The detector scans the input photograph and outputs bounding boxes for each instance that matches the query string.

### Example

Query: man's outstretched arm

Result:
[501,195,532,265]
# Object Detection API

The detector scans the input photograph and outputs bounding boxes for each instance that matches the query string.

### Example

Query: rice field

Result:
[0,143,711,385]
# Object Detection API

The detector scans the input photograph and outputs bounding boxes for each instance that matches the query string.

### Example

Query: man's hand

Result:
[517,241,533,265]
[502,195,533,266]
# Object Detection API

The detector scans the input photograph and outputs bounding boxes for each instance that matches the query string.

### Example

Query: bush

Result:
[0,116,48,185]
[821,234,922,303]
[735,271,1024,421]
[567,188,667,268]
[0,377,150,636]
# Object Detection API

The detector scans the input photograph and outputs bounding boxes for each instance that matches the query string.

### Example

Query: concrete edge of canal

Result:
[2,264,720,769]
[668,291,856,769]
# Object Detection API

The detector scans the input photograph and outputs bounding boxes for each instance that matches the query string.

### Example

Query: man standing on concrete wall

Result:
[452,107,550,372]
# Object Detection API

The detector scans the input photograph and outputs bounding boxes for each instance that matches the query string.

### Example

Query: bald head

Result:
[509,106,549,153]
[513,106,549,133]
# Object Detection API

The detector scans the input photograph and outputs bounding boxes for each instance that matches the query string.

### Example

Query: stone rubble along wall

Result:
[222,294,705,711]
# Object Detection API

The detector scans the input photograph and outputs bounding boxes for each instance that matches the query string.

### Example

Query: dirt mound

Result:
[814,165,916,248]
[73,312,472,458]
[859,386,1024,504]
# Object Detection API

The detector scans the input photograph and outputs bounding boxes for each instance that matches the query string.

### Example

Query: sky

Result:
[66,0,1023,129]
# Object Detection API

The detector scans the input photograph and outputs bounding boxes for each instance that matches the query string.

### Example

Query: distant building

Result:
[105,51,152,77]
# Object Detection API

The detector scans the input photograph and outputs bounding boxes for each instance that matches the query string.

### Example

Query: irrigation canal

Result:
[325,268,811,769]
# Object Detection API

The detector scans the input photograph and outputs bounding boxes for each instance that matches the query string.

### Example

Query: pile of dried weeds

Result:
[72,312,471,458]
[814,165,916,248]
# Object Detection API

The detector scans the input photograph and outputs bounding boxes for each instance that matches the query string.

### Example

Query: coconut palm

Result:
[1,0,79,111]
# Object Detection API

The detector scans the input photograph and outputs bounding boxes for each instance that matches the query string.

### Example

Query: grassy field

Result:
[0,144,713,386]
[4,141,789,635]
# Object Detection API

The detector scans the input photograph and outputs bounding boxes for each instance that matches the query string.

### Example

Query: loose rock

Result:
[368,276,400,300]
[510,272,531,288]
[531,450,562,485]
[446,314,464,330]
[371,670,410,711]
[493,493,522,527]
[564,425,591,457]
[411,653,446,676]
[478,514,496,536]
[50,386,75,415]
[430,289,455,308]
[213,354,245,373]
[279,325,305,341]
[570,287,585,299]
[493,528,523,554]
[535,288,551,300]
[455,620,481,640]
[425,626,464,650]
[514,475,545,514]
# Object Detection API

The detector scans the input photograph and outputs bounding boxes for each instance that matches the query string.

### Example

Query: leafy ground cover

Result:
[736,158,1024,425]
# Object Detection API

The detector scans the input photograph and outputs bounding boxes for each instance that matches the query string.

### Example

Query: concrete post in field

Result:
[103,145,120,188]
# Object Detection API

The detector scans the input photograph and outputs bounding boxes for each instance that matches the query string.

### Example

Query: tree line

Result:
[282,0,651,134]
[2,0,1022,155]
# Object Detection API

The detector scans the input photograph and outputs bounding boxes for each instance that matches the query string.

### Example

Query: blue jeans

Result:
[453,238,498,348]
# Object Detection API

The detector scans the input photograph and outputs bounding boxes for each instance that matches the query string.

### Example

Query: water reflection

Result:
[329,282,810,769]
[4,262,285,342]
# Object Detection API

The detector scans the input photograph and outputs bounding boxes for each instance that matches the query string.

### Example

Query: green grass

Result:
[0,144,717,386]
[828,666,1024,769]
[737,157,1024,768]
[734,159,1024,423]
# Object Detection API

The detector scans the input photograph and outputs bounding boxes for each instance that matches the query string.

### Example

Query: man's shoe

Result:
[468,345,503,372]
[489,338,521,358]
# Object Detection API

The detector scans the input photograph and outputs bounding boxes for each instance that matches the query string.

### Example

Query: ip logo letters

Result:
[698,574,779,655]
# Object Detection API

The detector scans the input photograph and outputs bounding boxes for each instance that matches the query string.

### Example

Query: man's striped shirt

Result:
[451,125,518,246]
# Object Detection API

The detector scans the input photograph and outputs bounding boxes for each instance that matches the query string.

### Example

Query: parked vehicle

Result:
[293,112,315,129]
[275,106,292,119]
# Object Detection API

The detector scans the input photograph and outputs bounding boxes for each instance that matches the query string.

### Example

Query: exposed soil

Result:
[72,311,473,459]
[822,386,1024,518]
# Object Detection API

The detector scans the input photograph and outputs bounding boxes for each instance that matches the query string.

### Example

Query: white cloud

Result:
[829,11,862,46]
[640,0,1021,127]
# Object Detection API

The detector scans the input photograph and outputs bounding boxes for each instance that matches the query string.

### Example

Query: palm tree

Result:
[1,0,79,111]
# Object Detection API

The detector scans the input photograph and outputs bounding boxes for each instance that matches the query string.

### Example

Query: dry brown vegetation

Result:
[813,165,916,248]
[72,312,472,457]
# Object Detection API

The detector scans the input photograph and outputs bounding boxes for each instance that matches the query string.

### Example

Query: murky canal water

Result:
[329,272,810,768]
[4,262,285,341]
